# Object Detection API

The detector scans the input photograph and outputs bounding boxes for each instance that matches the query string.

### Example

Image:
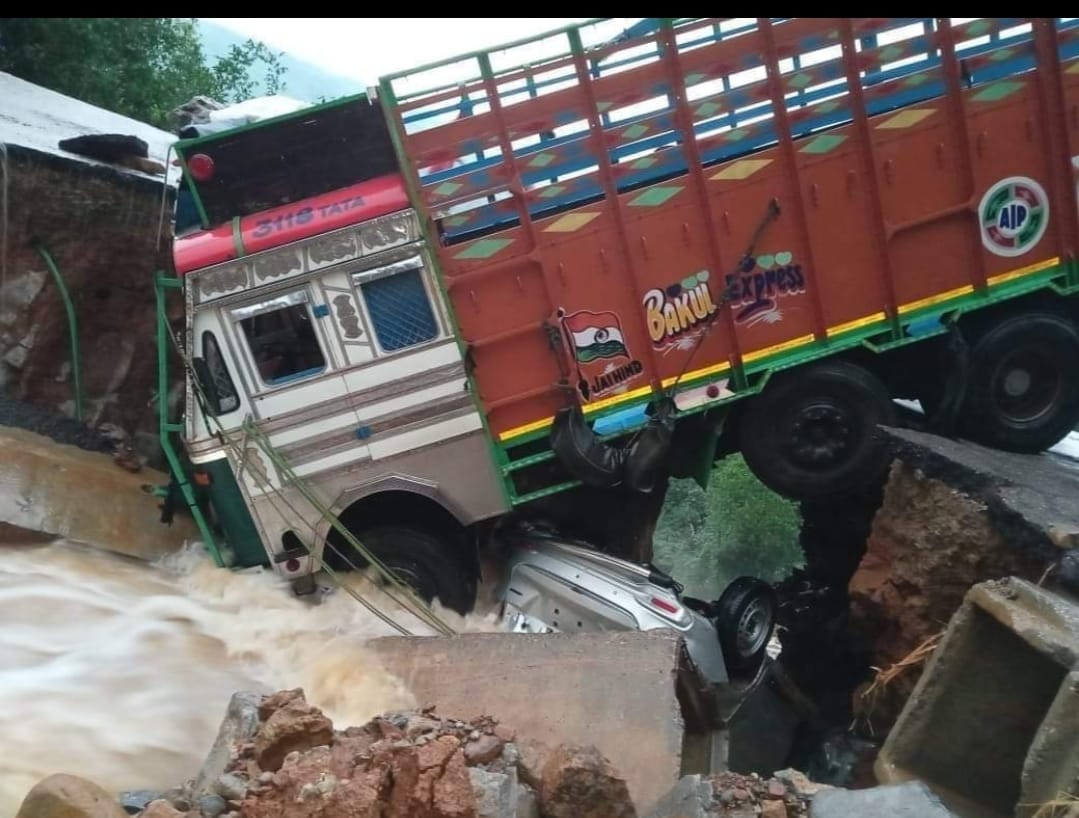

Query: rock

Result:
[516,783,539,818]
[212,774,247,802]
[138,801,184,818]
[464,734,505,766]
[193,691,261,795]
[645,774,713,818]
[406,715,442,738]
[470,768,515,818]
[761,801,788,818]
[14,774,128,818]
[810,781,958,818]
[538,745,637,818]
[117,791,165,815]
[196,793,227,818]
[432,748,475,818]
[253,694,334,772]
[774,769,829,798]
[257,688,305,721]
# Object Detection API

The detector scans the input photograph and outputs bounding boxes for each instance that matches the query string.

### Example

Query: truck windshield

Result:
[234,292,326,385]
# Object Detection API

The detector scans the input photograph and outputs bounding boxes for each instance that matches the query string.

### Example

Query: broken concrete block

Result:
[644,774,713,818]
[877,578,1079,817]
[810,781,956,817]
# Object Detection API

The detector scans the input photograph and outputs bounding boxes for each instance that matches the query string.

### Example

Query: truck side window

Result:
[233,291,326,386]
[202,331,240,413]
[354,256,439,352]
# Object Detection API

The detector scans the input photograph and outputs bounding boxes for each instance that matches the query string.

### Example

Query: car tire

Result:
[957,313,1079,453]
[326,525,475,614]
[714,576,777,675]
[738,361,896,501]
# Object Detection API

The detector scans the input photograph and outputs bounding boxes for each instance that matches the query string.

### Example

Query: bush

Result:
[653,454,803,597]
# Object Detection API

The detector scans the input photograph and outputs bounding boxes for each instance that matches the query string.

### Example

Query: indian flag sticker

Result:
[979,176,1049,258]
[562,310,630,363]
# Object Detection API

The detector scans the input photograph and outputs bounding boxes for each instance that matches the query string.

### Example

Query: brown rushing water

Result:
[0,542,497,815]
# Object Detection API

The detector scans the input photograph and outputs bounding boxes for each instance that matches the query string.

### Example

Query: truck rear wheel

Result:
[957,313,1079,452]
[738,361,895,501]
[326,525,474,615]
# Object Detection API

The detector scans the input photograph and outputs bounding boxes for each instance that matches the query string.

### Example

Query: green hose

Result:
[34,244,82,421]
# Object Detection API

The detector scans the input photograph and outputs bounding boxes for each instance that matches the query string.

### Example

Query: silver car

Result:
[493,525,776,684]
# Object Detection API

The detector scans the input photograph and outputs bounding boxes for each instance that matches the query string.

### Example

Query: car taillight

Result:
[650,596,681,615]
[187,153,215,182]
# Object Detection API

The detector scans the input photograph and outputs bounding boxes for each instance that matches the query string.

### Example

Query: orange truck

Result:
[162,18,1079,607]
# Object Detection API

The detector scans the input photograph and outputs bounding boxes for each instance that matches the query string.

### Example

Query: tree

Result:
[653,455,803,597]
[0,18,285,128]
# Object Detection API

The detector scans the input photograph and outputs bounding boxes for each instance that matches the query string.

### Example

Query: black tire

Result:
[330,525,474,614]
[714,577,777,675]
[738,361,896,501]
[956,313,1079,453]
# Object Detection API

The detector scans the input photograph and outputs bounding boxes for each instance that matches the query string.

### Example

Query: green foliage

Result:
[653,454,803,597]
[0,18,286,128]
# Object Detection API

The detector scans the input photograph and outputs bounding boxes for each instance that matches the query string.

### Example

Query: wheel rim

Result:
[782,400,859,471]
[381,558,438,602]
[990,345,1061,424]
[735,596,773,658]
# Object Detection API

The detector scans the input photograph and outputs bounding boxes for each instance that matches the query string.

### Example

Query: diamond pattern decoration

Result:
[537,184,567,199]
[711,159,773,181]
[799,134,847,154]
[965,20,993,37]
[453,237,514,260]
[528,152,557,168]
[432,180,463,198]
[543,212,601,233]
[878,44,904,63]
[990,47,1016,62]
[695,101,722,118]
[1069,61,1079,74]
[724,128,749,143]
[876,108,935,130]
[815,100,842,114]
[972,80,1024,102]
[628,186,683,207]
[684,72,706,85]
[443,215,471,228]
[788,72,814,89]
[903,73,930,87]
[621,123,649,141]
[631,156,659,170]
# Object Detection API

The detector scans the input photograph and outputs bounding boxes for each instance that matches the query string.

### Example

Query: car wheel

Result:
[714,576,777,675]
[326,525,475,614]
[738,361,896,500]
[957,313,1079,453]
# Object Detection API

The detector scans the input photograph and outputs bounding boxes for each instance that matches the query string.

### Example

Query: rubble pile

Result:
[105,688,637,818]
[646,770,822,818]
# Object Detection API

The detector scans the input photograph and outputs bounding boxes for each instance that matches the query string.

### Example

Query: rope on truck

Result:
[162,320,457,637]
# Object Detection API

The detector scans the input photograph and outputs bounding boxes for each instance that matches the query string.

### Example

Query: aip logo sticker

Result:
[979,176,1049,258]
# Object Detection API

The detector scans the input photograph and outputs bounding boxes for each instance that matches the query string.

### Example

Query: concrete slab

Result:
[877,578,1079,818]
[811,781,957,818]
[369,630,689,814]
[0,426,198,559]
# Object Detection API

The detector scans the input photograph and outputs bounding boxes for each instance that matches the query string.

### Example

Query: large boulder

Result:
[538,745,637,818]
[193,691,262,795]
[253,689,334,772]
[14,774,127,818]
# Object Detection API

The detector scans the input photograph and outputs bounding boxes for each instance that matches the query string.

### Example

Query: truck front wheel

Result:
[326,525,475,615]
[738,361,896,501]
[958,313,1079,453]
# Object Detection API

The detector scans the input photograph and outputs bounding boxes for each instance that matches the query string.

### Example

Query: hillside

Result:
[197,19,362,103]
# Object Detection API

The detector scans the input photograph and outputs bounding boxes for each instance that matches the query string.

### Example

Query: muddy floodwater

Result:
[0,542,496,815]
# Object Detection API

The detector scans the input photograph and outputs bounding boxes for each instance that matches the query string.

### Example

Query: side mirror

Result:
[191,356,227,417]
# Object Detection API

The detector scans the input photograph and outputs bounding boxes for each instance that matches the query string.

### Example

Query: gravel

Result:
[0,392,112,453]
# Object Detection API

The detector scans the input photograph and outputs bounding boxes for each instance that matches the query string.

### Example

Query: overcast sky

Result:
[203,18,594,86]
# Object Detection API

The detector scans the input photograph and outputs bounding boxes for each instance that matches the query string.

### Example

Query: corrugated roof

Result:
[0,71,178,183]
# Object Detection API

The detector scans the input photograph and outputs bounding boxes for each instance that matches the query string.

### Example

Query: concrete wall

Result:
[370,630,690,814]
